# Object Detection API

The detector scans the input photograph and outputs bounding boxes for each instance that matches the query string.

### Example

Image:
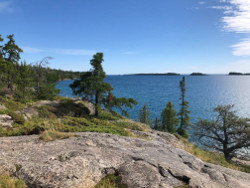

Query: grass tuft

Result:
[39,130,75,141]
[0,174,27,188]
[95,174,128,188]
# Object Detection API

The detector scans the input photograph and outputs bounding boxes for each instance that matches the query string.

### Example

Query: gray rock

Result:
[0,131,249,188]
[0,114,14,127]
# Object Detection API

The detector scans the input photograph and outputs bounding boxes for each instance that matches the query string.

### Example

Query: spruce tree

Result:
[33,57,60,100]
[153,117,161,130]
[105,92,137,117]
[161,101,179,133]
[1,34,23,92]
[15,61,35,101]
[139,104,151,125]
[177,76,190,138]
[70,53,113,117]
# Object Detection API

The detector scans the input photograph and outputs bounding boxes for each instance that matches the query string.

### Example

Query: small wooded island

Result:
[190,72,207,76]
[0,34,249,188]
[229,72,250,75]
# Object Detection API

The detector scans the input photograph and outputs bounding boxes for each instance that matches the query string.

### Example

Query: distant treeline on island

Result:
[126,72,208,76]
[228,72,250,76]
[47,69,85,81]
[128,72,180,76]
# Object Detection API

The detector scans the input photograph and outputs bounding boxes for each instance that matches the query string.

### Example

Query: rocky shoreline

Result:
[1,131,249,188]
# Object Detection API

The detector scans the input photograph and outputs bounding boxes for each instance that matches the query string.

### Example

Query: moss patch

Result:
[95,174,128,188]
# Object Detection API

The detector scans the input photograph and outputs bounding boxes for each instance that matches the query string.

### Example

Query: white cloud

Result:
[22,47,96,56]
[231,38,250,56]
[0,0,13,13]
[213,0,250,56]
[198,1,206,5]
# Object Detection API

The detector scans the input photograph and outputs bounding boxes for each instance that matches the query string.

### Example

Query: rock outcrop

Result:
[0,131,249,188]
[0,114,14,127]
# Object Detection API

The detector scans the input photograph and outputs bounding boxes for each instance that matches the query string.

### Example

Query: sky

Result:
[1,0,250,74]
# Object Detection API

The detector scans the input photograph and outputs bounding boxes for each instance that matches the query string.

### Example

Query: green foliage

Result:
[95,174,128,188]
[105,92,137,117]
[71,53,137,117]
[39,130,75,141]
[139,104,151,125]
[0,97,24,111]
[0,34,23,93]
[15,61,35,102]
[161,101,179,133]
[71,53,113,117]
[33,61,60,100]
[195,105,250,161]
[112,120,145,131]
[153,117,161,130]
[0,174,27,188]
[177,76,190,138]
[0,109,25,125]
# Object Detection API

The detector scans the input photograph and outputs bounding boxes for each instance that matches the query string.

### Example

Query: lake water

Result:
[57,75,250,126]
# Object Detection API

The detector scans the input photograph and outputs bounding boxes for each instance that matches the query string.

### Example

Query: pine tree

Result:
[105,92,137,117]
[15,61,35,101]
[33,57,60,100]
[153,117,161,130]
[0,35,3,62]
[70,53,113,117]
[139,104,151,125]
[177,76,191,138]
[161,101,179,133]
[1,34,23,92]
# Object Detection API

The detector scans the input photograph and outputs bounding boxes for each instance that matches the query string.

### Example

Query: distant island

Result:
[229,72,250,75]
[128,72,180,76]
[190,72,207,76]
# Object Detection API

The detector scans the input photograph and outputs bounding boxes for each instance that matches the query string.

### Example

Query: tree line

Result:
[0,34,84,102]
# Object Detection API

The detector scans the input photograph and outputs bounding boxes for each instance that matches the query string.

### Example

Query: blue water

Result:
[57,75,250,123]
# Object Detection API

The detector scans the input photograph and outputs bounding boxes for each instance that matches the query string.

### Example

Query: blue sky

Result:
[1,0,250,74]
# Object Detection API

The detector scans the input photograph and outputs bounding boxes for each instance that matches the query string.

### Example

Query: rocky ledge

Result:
[0,131,249,188]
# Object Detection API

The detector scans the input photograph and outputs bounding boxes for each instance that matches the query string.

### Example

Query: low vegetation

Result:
[176,134,250,173]
[95,174,128,188]
[39,130,75,141]
[0,174,27,188]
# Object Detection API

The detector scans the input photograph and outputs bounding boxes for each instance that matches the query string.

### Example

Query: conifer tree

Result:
[1,34,23,92]
[105,92,137,117]
[33,57,60,100]
[15,61,35,101]
[139,104,151,125]
[153,117,161,130]
[70,53,113,117]
[177,76,191,138]
[161,101,179,133]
